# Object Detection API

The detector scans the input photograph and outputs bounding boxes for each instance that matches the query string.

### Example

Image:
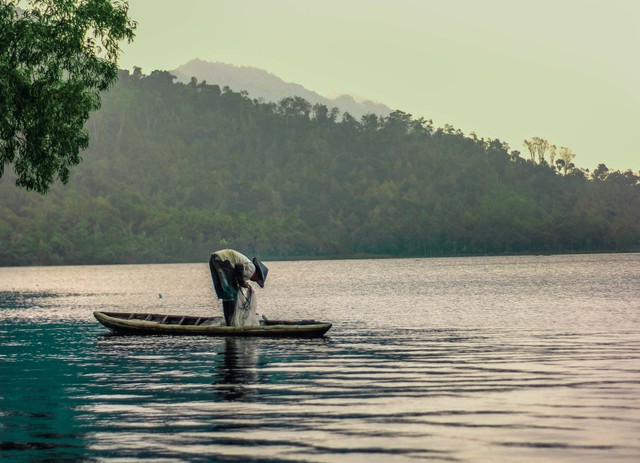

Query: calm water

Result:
[1,254,639,462]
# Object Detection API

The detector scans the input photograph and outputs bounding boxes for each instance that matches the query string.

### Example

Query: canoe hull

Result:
[94,311,332,337]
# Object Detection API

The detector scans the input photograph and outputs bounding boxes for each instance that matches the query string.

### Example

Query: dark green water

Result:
[1,255,639,462]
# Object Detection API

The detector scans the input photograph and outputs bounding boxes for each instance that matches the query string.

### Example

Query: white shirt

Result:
[214,249,255,279]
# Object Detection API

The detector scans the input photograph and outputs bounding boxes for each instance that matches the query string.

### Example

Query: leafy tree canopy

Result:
[0,0,136,193]
[0,71,638,266]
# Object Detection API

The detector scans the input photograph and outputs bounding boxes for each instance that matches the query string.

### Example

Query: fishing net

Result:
[231,285,259,326]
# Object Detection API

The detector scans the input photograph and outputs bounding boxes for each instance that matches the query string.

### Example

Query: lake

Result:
[1,254,639,462]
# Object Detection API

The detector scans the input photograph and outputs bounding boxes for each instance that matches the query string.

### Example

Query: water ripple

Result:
[1,255,640,462]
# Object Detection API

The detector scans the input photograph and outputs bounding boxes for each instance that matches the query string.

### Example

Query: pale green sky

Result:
[120,0,640,171]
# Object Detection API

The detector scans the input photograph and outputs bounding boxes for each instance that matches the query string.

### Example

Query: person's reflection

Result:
[211,337,259,401]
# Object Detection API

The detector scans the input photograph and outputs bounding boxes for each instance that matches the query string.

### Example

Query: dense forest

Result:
[1,69,639,266]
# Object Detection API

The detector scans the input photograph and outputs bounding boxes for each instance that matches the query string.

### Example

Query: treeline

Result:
[0,69,639,265]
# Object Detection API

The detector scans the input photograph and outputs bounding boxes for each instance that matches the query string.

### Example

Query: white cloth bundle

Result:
[231,285,259,326]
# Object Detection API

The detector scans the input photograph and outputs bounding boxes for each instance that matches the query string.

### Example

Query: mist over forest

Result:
[1,69,639,266]
[171,59,392,120]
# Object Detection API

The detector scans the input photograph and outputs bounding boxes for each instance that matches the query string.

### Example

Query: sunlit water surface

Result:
[1,254,639,462]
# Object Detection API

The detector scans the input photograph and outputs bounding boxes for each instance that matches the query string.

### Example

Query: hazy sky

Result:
[119,0,639,171]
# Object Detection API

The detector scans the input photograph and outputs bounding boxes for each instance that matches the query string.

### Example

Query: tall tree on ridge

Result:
[0,0,136,193]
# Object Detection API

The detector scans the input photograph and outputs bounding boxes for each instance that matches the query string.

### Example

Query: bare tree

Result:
[548,144,557,166]
[523,137,549,164]
[533,137,549,164]
[524,138,536,162]
[558,147,576,175]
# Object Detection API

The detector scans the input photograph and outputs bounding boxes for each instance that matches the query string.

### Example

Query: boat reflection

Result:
[211,337,260,401]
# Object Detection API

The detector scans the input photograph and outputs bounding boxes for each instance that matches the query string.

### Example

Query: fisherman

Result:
[208,249,268,326]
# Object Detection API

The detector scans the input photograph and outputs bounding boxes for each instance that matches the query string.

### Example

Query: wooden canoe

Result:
[93,311,332,337]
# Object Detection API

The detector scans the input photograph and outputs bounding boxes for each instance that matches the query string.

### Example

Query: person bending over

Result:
[208,249,268,326]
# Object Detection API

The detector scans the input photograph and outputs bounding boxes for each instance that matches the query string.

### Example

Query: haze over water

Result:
[1,254,639,462]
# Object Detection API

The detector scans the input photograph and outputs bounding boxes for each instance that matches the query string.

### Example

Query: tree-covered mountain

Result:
[0,69,638,266]
[172,59,392,119]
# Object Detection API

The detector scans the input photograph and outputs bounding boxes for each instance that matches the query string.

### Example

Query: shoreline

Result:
[1,248,639,269]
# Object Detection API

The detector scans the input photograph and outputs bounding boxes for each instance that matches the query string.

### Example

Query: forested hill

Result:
[0,70,639,266]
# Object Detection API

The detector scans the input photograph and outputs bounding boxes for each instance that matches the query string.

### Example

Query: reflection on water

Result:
[212,337,260,401]
[1,254,640,462]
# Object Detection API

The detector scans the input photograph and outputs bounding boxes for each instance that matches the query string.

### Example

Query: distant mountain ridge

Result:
[172,58,392,119]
